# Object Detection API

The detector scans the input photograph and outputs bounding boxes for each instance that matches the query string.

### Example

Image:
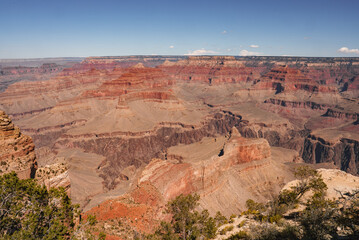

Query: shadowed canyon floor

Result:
[0,56,358,233]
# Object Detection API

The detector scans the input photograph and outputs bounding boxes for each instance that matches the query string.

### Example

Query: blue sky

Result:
[1,0,359,58]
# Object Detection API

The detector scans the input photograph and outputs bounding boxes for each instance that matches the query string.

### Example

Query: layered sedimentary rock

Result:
[0,111,37,178]
[58,111,242,189]
[0,55,358,211]
[0,63,61,76]
[0,58,83,92]
[137,128,281,207]
[84,66,175,101]
[160,56,270,84]
[254,65,337,94]
[61,56,185,76]
[0,68,108,120]
[85,128,296,234]
[302,132,359,175]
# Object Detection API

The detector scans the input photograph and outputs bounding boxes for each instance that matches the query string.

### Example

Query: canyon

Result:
[0,55,358,236]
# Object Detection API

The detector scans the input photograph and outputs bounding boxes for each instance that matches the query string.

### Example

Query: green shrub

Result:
[98,231,106,240]
[151,193,217,239]
[229,214,236,223]
[220,225,234,235]
[87,214,97,226]
[0,172,77,239]
[238,220,246,228]
[215,211,228,227]
[226,231,250,240]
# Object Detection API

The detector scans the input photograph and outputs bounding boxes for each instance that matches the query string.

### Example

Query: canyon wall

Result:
[0,55,358,208]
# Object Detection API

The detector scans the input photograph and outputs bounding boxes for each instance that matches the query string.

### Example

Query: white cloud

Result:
[338,47,359,54]
[185,49,218,55]
[222,30,227,34]
[169,45,174,49]
[239,49,262,56]
[249,44,259,48]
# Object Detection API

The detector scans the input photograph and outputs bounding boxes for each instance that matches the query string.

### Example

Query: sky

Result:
[0,0,359,58]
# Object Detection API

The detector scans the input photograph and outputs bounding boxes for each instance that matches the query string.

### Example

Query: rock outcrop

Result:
[0,111,37,178]
[84,128,296,236]
[283,168,359,200]
[85,182,166,234]
[302,134,359,175]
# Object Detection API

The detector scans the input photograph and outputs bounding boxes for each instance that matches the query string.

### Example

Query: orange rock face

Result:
[85,182,166,233]
[233,137,271,163]
[0,111,37,178]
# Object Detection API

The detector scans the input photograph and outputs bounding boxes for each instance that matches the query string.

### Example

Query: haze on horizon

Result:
[1,0,359,59]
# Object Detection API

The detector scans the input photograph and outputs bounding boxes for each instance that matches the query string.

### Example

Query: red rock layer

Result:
[254,65,336,93]
[302,64,359,90]
[323,108,358,121]
[85,182,166,234]
[83,67,176,104]
[0,111,37,179]
[264,98,327,110]
[160,56,268,84]
[233,137,271,163]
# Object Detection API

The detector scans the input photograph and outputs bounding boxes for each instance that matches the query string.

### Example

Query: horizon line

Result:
[2,55,359,61]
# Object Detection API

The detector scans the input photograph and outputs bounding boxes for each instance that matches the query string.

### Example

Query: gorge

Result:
[0,55,358,237]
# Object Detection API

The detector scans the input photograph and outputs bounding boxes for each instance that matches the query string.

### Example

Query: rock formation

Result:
[160,56,268,84]
[84,128,297,235]
[0,110,37,178]
[0,58,83,92]
[0,55,358,211]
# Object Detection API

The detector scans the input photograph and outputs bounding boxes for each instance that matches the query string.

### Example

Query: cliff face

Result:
[57,112,242,189]
[160,56,269,84]
[302,135,359,175]
[136,128,278,206]
[83,66,175,102]
[254,65,336,94]
[85,129,295,234]
[0,111,37,178]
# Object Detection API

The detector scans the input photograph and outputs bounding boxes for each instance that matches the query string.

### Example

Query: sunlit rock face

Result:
[0,110,37,179]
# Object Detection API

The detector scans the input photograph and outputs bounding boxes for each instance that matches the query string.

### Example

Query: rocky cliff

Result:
[0,111,37,178]
[85,128,296,234]
[302,133,359,175]
[160,56,270,84]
